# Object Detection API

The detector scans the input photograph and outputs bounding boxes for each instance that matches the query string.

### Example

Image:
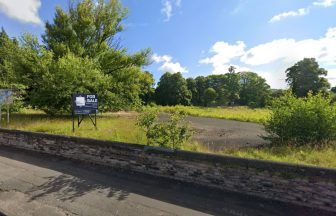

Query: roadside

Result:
[0,147,333,216]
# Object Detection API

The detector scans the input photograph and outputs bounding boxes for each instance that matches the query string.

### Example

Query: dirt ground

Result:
[186,116,269,150]
[156,113,269,150]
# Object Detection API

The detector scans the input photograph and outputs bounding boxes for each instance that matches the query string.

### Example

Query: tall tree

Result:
[194,76,208,106]
[239,72,270,107]
[286,58,330,97]
[43,0,127,58]
[223,73,240,105]
[186,78,198,105]
[204,87,217,106]
[155,72,191,106]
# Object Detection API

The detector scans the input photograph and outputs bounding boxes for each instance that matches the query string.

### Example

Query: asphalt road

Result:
[0,147,333,216]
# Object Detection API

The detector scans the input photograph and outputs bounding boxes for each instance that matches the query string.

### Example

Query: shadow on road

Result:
[0,146,334,216]
[29,174,129,202]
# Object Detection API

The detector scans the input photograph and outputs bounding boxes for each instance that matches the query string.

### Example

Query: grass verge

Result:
[146,105,270,123]
[222,145,336,168]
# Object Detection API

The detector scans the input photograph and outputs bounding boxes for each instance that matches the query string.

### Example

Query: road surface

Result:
[0,147,332,216]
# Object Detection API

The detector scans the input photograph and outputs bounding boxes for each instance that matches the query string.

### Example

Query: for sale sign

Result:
[72,94,98,115]
[0,89,13,105]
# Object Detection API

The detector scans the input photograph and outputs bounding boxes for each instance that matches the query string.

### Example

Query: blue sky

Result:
[0,0,336,89]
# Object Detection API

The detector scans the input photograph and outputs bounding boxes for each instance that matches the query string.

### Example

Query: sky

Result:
[0,0,336,89]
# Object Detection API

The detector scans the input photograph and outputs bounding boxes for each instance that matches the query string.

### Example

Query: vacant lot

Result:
[147,105,270,123]
[3,109,336,168]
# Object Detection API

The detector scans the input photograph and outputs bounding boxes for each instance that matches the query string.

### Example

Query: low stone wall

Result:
[0,128,335,212]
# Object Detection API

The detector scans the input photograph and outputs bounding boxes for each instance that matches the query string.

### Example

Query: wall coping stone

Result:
[1,128,336,180]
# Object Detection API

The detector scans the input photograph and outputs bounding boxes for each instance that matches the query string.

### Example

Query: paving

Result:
[0,146,333,216]
[187,116,269,150]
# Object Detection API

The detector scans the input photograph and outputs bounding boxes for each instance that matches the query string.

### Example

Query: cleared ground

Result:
[187,116,268,150]
[0,147,333,216]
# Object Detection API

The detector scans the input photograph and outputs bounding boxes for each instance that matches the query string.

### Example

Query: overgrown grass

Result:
[223,145,336,168]
[6,111,146,144]
[2,109,335,168]
[146,105,270,123]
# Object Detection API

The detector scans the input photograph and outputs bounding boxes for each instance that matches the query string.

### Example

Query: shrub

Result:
[137,111,192,149]
[264,92,336,146]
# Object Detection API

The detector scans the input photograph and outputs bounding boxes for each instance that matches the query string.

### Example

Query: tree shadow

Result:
[28,174,129,202]
[0,146,334,216]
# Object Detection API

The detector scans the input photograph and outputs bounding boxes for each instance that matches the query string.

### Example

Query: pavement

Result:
[186,116,269,150]
[0,146,333,216]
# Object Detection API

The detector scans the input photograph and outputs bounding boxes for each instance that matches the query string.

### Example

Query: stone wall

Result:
[0,128,335,212]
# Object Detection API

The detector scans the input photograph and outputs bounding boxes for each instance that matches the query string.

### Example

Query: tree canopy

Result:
[286,58,330,97]
[0,0,153,114]
[155,72,191,106]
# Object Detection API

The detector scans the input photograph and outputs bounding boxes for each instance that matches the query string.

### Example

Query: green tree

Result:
[204,87,217,106]
[139,71,155,105]
[137,111,191,149]
[155,72,191,106]
[23,52,110,114]
[264,92,336,146]
[331,86,336,93]
[239,72,270,107]
[186,78,198,105]
[6,0,154,114]
[286,58,330,97]
[223,73,240,105]
[194,76,208,106]
[43,0,127,58]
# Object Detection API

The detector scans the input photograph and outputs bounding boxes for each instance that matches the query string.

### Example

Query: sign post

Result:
[72,93,98,132]
[0,89,13,127]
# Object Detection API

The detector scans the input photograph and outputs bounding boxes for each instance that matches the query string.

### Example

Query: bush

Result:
[264,92,336,146]
[137,110,192,149]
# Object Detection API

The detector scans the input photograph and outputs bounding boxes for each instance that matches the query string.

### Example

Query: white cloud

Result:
[152,53,188,73]
[313,0,336,7]
[161,0,173,22]
[0,0,42,25]
[200,27,336,89]
[241,27,336,66]
[161,0,182,22]
[199,41,246,74]
[175,0,182,7]
[269,8,309,23]
[269,0,335,24]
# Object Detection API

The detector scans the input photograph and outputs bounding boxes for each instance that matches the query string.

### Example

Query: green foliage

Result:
[204,87,217,106]
[43,0,127,58]
[155,72,192,106]
[331,86,336,93]
[239,72,270,108]
[136,109,158,144]
[184,71,270,107]
[286,58,330,97]
[137,111,192,149]
[29,53,111,114]
[264,92,336,146]
[0,0,153,114]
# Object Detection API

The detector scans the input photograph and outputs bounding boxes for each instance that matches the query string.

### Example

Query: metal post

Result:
[95,113,97,130]
[0,104,2,128]
[72,111,75,133]
[7,104,9,125]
